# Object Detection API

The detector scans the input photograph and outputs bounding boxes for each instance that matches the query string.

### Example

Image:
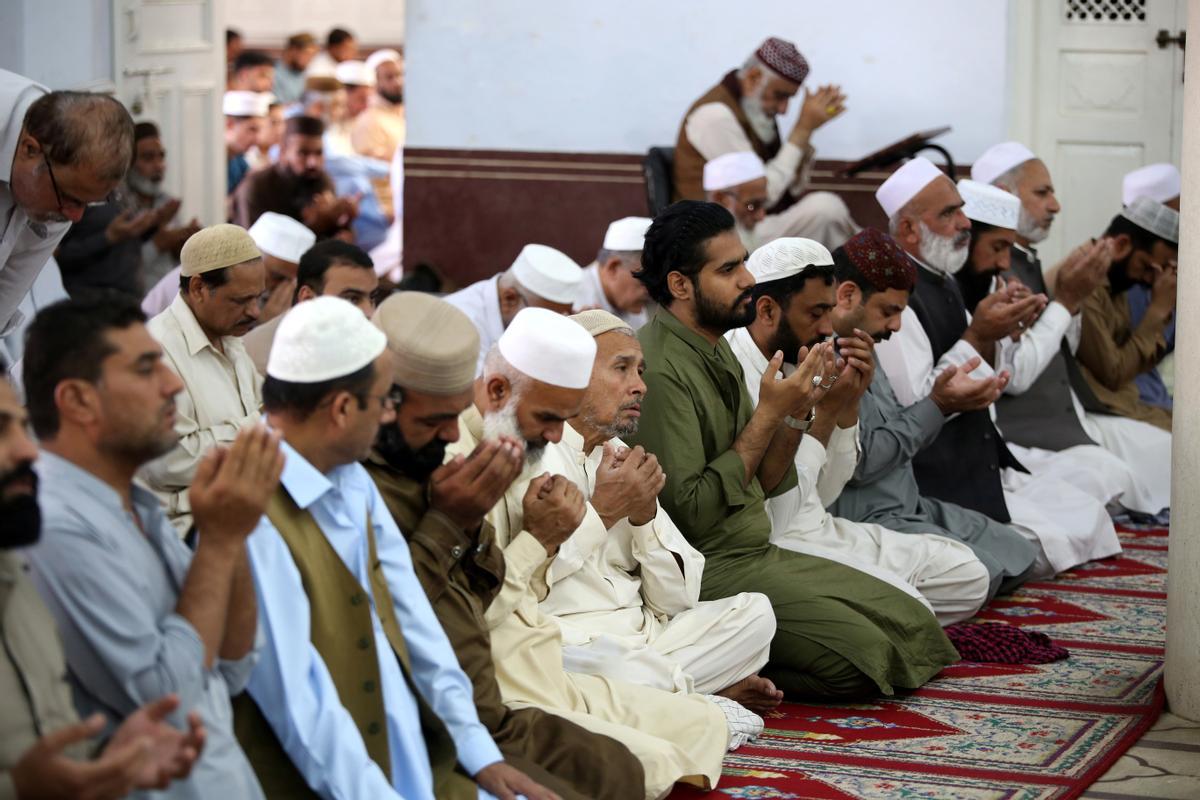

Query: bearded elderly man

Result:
[673,37,856,248]
[873,160,1121,577]
[628,200,957,700]
[704,152,770,252]
[446,308,728,799]
[364,293,645,800]
[726,238,991,624]
[572,217,654,329]
[824,229,1039,596]
[142,225,267,536]
[447,243,584,375]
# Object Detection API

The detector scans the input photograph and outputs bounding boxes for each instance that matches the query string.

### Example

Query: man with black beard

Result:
[363,293,647,800]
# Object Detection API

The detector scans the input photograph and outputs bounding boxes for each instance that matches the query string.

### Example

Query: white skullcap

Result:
[602,217,652,251]
[971,141,1037,186]
[875,157,945,219]
[267,296,387,383]
[223,90,270,117]
[509,244,583,304]
[957,179,1020,230]
[497,307,597,389]
[1123,163,1181,206]
[366,48,402,73]
[248,212,316,265]
[746,237,834,285]
[335,60,376,87]
[703,152,766,192]
[1120,197,1180,244]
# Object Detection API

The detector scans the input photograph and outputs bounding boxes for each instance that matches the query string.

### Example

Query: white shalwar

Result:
[538,423,775,695]
[727,328,991,624]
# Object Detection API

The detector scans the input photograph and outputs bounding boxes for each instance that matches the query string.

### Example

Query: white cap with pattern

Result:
[1120,197,1179,244]
[267,296,387,383]
[958,179,1020,229]
[746,237,834,285]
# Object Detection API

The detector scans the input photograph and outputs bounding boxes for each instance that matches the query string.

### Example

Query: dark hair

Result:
[23,293,147,438]
[179,268,230,294]
[287,32,316,49]
[1104,213,1173,255]
[636,200,736,306]
[970,219,1002,237]
[295,240,373,302]
[285,115,325,139]
[233,50,274,74]
[262,361,375,418]
[750,266,836,308]
[133,121,160,143]
[226,28,242,45]
[327,28,354,47]
[23,92,135,183]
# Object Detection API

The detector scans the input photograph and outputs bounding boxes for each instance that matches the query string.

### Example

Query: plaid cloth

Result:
[706,694,765,751]
[945,622,1070,664]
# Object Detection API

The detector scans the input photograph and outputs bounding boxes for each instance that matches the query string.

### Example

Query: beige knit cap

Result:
[180,224,263,277]
[570,309,634,339]
[372,292,480,394]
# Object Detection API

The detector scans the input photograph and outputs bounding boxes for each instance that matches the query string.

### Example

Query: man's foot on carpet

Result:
[717,674,784,714]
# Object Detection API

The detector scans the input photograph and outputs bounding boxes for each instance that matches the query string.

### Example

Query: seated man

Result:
[126,121,201,290]
[446,244,583,375]
[704,152,769,252]
[224,90,268,195]
[364,293,646,800]
[240,297,553,800]
[351,48,405,161]
[141,225,267,535]
[627,200,958,699]
[24,295,280,799]
[447,308,729,798]
[825,229,1039,596]
[540,308,780,710]
[672,37,856,248]
[243,239,378,375]
[572,217,654,329]
[1075,198,1177,432]
[726,238,991,624]
[873,159,1121,577]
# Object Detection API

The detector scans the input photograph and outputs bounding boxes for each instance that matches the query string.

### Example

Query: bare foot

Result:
[717,674,784,714]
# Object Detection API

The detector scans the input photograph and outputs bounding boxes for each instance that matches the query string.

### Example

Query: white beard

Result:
[482,400,543,469]
[919,222,970,275]
[740,93,779,144]
[1017,204,1051,243]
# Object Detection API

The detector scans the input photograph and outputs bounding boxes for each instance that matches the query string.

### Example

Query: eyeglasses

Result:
[720,190,767,215]
[43,154,119,214]
[359,386,404,411]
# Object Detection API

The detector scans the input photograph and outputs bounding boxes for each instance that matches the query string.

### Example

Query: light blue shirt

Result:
[28,451,264,800]
[245,440,503,800]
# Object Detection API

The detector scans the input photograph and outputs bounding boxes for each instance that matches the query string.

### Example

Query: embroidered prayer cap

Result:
[602,217,653,252]
[335,60,376,88]
[571,309,634,339]
[267,296,387,382]
[958,179,1020,230]
[372,292,479,395]
[366,48,402,73]
[1123,163,1181,206]
[223,90,271,118]
[838,228,918,293]
[703,151,766,192]
[747,237,833,285]
[755,37,810,85]
[1120,196,1179,244]
[248,212,316,265]
[970,141,1037,186]
[875,157,946,219]
[497,308,597,389]
[180,224,262,277]
[509,244,584,304]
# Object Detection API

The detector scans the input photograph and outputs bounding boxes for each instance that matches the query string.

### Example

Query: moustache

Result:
[953,231,971,248]
[0,461,37,498]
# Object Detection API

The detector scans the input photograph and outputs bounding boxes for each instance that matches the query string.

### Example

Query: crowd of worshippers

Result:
[0,32,1179,800]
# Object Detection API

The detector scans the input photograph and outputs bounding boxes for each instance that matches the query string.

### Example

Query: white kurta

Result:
[875,261,1122,576]
[142,265,182,318]
[572,264,650,330]
[727,328,991,625]
[444,275,506,376]
[537,423,774,695]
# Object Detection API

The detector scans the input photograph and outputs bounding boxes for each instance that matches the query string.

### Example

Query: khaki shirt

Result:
[351,98,406,162]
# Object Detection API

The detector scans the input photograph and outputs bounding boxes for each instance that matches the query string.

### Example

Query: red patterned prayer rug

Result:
[671,523,1167,800]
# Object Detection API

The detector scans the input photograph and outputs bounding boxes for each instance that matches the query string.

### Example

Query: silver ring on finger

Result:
[812,375,823,386]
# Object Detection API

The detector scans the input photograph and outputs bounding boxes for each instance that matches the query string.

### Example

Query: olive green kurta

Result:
[364,454,646,800]
[627,310,958,698]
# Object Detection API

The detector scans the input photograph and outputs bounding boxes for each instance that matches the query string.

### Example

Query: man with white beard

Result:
[672,37,857,249]
[873,158,1122,578]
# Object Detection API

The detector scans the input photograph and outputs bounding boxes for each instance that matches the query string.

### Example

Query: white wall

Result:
[234,0,404,47]
[406,0,1013,162]
[0,0,114,90]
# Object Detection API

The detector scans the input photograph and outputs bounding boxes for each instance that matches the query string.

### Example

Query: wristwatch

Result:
[784,410,814,431]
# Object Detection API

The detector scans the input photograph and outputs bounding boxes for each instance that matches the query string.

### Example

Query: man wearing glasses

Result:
[0,69,134,347]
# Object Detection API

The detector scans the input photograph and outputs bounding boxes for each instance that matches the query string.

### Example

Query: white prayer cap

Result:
[1120,197,1180,244]
[957,179,1020,230]
[248,212,316,265]
[971,141,1037,185]
[746,237,833,285]
[1123,163,1181,205]
[509,244,583,304]
[366,48,402,73]
[267,296,387,383]
[875,157,945,219]
[703,152,766,192]
[335,60,376,87]
[223,90,270,117]
[602,217,652,251]
[497,307,597,389]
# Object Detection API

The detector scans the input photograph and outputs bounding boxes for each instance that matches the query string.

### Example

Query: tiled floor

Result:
[1082,711,1200,800]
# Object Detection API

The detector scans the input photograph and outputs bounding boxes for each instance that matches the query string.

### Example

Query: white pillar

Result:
[1165,0,1200,722]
